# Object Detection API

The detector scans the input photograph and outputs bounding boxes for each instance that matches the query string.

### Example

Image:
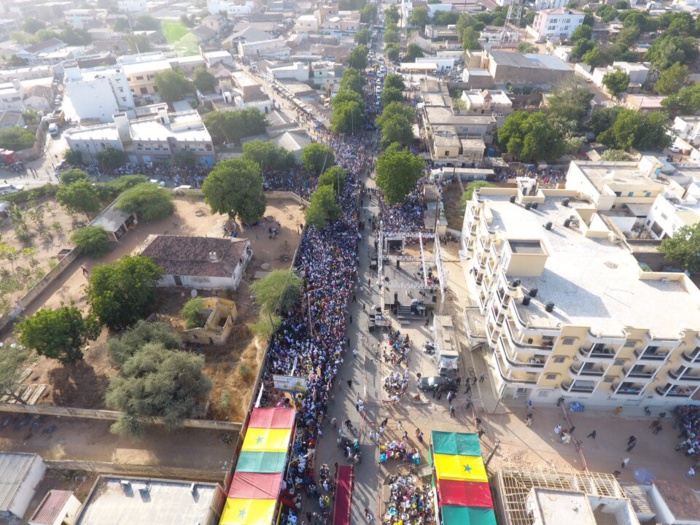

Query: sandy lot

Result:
[5,197,304,420]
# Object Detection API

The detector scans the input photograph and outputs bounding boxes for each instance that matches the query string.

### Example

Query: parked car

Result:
[418,376,457,392]
[668,146,681,153]
[48,123,59,136]
[0,183,24,195]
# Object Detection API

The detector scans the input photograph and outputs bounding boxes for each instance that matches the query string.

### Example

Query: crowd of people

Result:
[674,406,700,469]
[383,475,436,525]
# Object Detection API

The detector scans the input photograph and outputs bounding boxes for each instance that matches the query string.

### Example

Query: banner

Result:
[272,375,308,393]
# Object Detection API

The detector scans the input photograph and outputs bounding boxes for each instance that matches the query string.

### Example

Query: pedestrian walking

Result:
[478,428,485,438]
[626,442,636,452]
[587,430,597,439]
[569,426,576,434]
[475,417,482,427]
[627,435,636,446]
[450,405,456,418]
[398,420,403,430]
[347,380,353,389]
[554,424,562,435]
[465,383,472,395]
[621,457,630,468]
[653,424,663,435]
[349,315,352,324]
[686,467,696,478]
[381,418,388,428]
[479,373,486,383]
[418,432,424,444]
[402,430,409,441]
[526,413,533,427]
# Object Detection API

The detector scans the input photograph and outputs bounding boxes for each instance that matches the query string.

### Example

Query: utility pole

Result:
[484,439,501,469]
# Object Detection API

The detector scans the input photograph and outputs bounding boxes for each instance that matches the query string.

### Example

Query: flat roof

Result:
[529,489,595,525]
[484,194,700,336]
[653,479,700,521]
[75,477,219,525]
[489,50,572,72]
[573,161,666,193]
[122,60,171,76]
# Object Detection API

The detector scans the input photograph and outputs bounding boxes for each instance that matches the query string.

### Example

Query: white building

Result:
[295,14,319,33]
[0,453,46,522]
[267,62,309,82]
[64,105,214,166]
[530,8,585,42]
[673,115,700,146]
[645,193,700,240]
[206,0,253,16]
[0,80,24,112]
[592,62,650,89]
[534,0,569,9]
[238,37,290,59]
[416,56,455,71]
[64,63,135,122]
[117,0,147,13]
[29,490,82,525]
[460,89,513,113]
[139,235,253,291]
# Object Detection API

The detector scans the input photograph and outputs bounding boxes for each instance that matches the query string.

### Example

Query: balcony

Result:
[623,366,656,381]
[656,384,697,398]
[497,337,547,372]
[504,319,555,354]
[493,349,539,386]
[562,380,596,394]
[668,369,700,383]
[681,348,700,365]
[569,362,607,379]
[579,344,616,361]
[634,347,669,362]
[613,382,646,396]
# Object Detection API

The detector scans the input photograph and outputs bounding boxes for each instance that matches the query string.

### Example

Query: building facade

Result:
[64,63,135,122]
[531,8,584,41]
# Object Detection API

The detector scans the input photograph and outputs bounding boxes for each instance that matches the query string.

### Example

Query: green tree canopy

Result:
[382,86,404,106]
[659,223,700,273]
[376,144,424,205]
[377,101,415,126]
[360,3,377,23]
[243,140,296,172]
[302,143,335,175]
[597,109,671,151]
[116,182,174,222]
[202,109,268,145]
[332,100,366,134]
[95,148,127,171]
[588,105,623,136]
[433,11,460,25]
[193,67,217,92]
[655,62,690,95]
[317,166,346,194]
[570,24,593,42]
[582,46,612,67]
[339,68,365,93]
[570,38,595,60]
[72,226,111,256]
[202,158,266,223]
[16,306,101,364]
[108,320,182,367]
[385,43,400,62]
[87,255,163,329]
[347,45,369,70]
[250,269,303,315]
[596,4,618,23]
[385,6,400,25]
[173,149,197,170]
[180,297,207,329]
[546,77,594,128]
[403,43,424,62]
[411,6,430,30]
[23,18,45,33]
[384,74,405,91]
[154,70,193,105]
[461,27,481,51]
[516,42,537,54]
[0,126,36,151]
[60,168,89,185]
[600,149,632,161]
[305,185,342,229]
[355,27,371,45]
[126,34,152,54]
[106,344,212,437]
[56,179,101,220]
[498,111,565,162]
[661,84,700,116]
[379,115,414,149]
[645,35,699,70]
[384,29,400,44]
[602,70,630,98]
[134,14,160,30]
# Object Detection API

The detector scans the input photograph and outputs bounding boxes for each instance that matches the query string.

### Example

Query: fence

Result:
[43,459,227,482]
[0,402,242,431]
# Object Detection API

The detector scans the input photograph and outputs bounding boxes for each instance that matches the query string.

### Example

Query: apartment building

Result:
[461,182,700,406]
[530,8,585,42]
[64,63,135,123]
[121,59,172,98]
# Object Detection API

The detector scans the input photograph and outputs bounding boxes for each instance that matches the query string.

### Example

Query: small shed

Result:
[0,452,46,522]
[29,490,82,525]
[91,201,136,242]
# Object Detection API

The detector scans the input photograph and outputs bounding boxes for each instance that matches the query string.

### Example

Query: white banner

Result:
[273,375,308,393]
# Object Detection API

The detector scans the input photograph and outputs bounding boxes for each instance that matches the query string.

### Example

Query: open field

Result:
[3,197,305,421]
[161,20,189,43]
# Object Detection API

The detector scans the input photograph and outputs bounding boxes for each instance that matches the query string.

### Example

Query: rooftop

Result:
[653,479,700,521]
[121,60,171,77]
[0,452,41,512]
[30,490,73,525]
[572,161,665,194]
[482,193,700,336]
[75,477,219,525]
[91,200,133,233]
[489,50,572,72]
[528,489,595,525]
[139,235,250,278]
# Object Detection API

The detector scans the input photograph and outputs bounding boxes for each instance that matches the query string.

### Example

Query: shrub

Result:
[71,226,111,256]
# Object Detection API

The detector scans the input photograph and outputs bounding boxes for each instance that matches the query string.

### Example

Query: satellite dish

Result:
[191,289,198,298]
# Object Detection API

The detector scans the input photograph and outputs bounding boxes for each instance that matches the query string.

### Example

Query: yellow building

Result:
[461,182,700,406]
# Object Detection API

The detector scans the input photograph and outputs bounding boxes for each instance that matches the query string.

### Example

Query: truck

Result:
[0,149,19,165]
[433,315,459,378]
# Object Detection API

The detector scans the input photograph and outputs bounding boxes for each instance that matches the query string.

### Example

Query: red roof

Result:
[30,490,73,524]
[248,408,296,429]
[228,472,283,499]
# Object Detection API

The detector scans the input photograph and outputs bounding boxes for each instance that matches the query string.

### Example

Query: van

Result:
[48,123,59,136]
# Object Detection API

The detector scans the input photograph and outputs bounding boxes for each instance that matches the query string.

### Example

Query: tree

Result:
[598,109,671,151]
[382,86,404,106]
[56,179,101,220]
[600,149,631,161]
[516,42,538,54]
[403,43,424,62]
[582,46,611,67]
[339,68,364,94]
[72,226,111,256]
[95,147,127,171]
[615,1,630,9]
[134,14,160,30]
[376,144,424,205]
[385,44,400,62]
[385,6,400,25]
[59,168,89,185]
[23,18,45,33]
[202,158,266,223]
[193,68,217,92]
[173,149,197,170]
[384,74,405,91]
[250,269,303,314]
[645,35,699,70]
[659,224,700,273]
[63,149,83,166]
[360,3,377,23]
[109,320,181,367]
[154,70,193,105]
[546,77,594,128]
[60,26,91,46]
[302,143,335,175]
[305,185,342,229]
[347,45,368,70]
[571,38,595,60]
[655,62,690,95]
[379,115,414,148]
[411,6,430,30]
[0,346,31,403]
[570,24,593,42]
[317,166,346,194]
[461,27,481,51]
[602,70,630,98]
[116,182,174,222]
[596,4,618,23]
[181,297,207,328]
[588,105,623,136]
[498,111,565,162]
[0,126,35,151]
[202,109,267,145]
[384,29,400,44]
[106,344,212,437]
[16,306,100,364]
[433,11,460,25]
[87,256,163,329]
[243,140,296,172]
[126,34,152,54]
[355,28,370,45]
[662,84,700,116]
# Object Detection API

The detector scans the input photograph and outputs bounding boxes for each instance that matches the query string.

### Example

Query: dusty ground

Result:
[0,198,77,319]
[4,197,304,419]
[441,183,464,231]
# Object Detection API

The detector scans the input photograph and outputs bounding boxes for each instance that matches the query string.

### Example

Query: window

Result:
[140,87,147,94]
[562,337,575,345]
[153,86,158,92]
[661,213,668,220]
[628,192,634,197]
[614,191,621,197]
[545,374,557,380]
[136,76,144,80]
[614,359,625,366]
[205,144,212,151]
[645,192,651,197]
[537,390,550,397]
[553,356,566,364]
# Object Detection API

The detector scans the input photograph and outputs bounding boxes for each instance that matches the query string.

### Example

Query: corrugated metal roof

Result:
[0,452,40,511]
[30,490,73,524]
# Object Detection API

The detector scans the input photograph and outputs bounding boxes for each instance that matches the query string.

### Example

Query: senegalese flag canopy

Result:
[431,431,497,525]
[220,408,296,525]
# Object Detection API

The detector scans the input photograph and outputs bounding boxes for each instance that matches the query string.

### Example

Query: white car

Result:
[668,146,681,153]
[0,183,24,195]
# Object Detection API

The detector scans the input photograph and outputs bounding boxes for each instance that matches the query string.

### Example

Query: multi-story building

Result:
[64,104,214,166]
[121,59,172,99]
[64,63,135,123]
[460,89,513,115]
[461,182,700,406]
[530,8,585,42]
[238,37,290,60]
